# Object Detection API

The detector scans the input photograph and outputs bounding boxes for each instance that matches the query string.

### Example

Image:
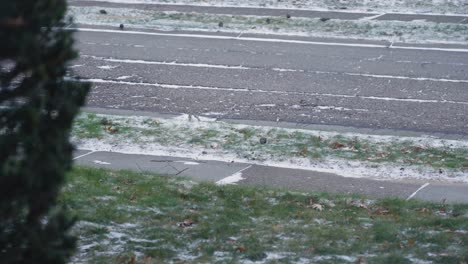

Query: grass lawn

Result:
[64,166,468,263]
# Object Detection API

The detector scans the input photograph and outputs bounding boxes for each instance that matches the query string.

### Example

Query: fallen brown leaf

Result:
[358,204,368,209]
[439,199,447,213]
[416,208,431,213]
[413,146,424,152]
[241,229,254,234]
[372,207,390,216]
[105,125,119,134]
[272,224,284,232]
[298,146,309,157]
[379,241,391,250]
[356,257,367,264]
[127,256,136,264]
[235,245,247,252]
[177,219,194,228]
[400,148,411,154]
[311,204,324,211]
[144,256,152,264]
[330,142,345,149]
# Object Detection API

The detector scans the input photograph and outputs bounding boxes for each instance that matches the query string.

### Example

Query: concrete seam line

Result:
[73,150,96,160]
[71,27,468,53]
[406,182,430,201]
[215,165,253,185]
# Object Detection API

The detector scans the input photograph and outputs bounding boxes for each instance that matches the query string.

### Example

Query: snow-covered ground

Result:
[73,0,468,15]
[72,113,468,183]
[69,6,468,44]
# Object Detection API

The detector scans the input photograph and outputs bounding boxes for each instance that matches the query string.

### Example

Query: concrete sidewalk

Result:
[73,149,468,204]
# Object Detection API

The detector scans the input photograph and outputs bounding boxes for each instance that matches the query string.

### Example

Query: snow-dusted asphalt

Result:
[73,149,468,203]
[73,26,468,135]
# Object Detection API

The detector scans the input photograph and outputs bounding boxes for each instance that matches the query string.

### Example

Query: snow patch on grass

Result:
[72,0,468,15]
[68,6,468,44]
[65,166,468,263]
[72,112,468,183]
[95,195,117,201]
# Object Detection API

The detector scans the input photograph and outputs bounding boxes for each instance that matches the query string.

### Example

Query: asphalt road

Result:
[69,0,468,24]
[73,149,468,203]
[73,27,468,135]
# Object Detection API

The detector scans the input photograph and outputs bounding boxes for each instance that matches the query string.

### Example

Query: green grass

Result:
[73,113,103,138]
[72,113,468,170]
[64,166,468,263]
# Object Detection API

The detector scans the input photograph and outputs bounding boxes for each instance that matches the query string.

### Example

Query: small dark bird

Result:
[119,24,124,30]
[99,9,107,14]
[218,21,223,27]
[266,18,271,24]
[286,13,291,19]
[320,17,330,22]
